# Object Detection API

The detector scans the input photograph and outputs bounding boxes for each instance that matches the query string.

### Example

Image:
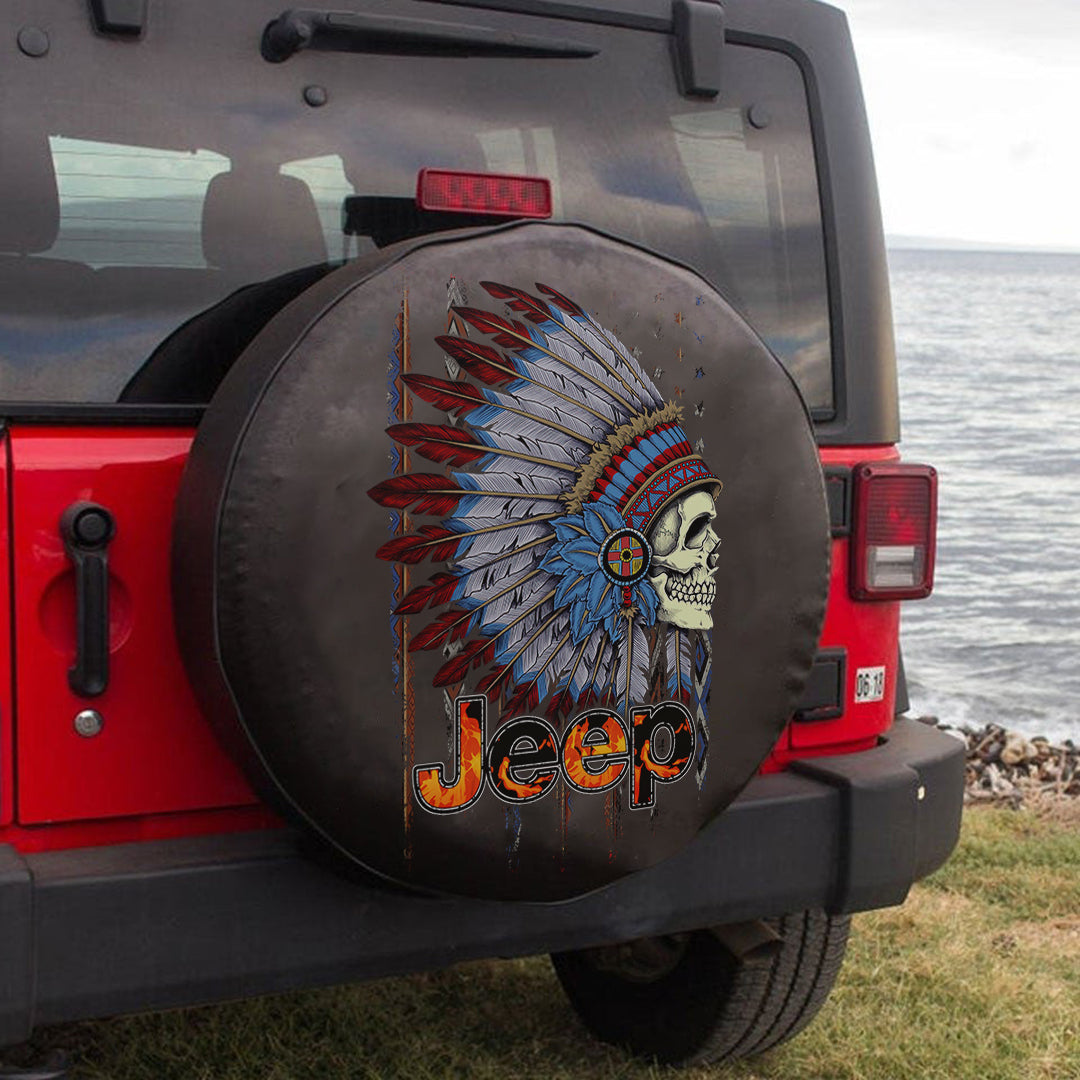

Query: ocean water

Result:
[887,248,1080,743]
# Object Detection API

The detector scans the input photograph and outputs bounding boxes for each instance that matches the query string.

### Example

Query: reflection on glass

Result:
[0,17,830,410]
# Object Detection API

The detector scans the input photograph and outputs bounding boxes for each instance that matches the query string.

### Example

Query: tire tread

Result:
[552,908,850,1066]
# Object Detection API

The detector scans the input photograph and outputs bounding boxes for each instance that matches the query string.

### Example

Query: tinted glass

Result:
[0,1,830,410]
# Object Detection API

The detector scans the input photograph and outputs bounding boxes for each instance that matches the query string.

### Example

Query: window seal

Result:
[0,403,203,426]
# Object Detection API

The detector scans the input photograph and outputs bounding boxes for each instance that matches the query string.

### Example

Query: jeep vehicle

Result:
[0,0,962,1069]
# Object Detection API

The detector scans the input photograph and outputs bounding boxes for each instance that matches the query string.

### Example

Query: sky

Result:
[827,0,1080,250]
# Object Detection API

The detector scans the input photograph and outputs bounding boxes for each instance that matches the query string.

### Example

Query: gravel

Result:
[914,717,1078,807]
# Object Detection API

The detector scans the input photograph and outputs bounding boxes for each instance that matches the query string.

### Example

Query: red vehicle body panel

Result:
[7,429,257,828]
[0,431,906,851]
[764,445,902,770]
[0,434,13,828]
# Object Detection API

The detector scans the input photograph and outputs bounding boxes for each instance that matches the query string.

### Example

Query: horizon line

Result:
[886,234,1080,256]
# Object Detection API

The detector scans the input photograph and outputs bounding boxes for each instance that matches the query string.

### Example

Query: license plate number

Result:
[854,666,886,703]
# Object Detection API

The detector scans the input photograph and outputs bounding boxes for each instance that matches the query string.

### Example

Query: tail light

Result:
[416,168,552,219]
[850,463,937,600]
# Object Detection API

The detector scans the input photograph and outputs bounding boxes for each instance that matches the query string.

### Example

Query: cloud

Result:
[827,0,1080,248]
[834,0,1080,65]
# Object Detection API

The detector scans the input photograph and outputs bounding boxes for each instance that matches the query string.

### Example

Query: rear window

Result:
[0,2,830,412]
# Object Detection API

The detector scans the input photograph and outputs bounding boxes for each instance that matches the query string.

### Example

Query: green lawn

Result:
[9,802,1079,1080]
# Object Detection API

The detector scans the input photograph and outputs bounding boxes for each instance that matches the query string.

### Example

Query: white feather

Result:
[586,637,615,700]
[542,329,635,416]
[452,537,553,579]
[458,494,559,521]
[514,610,563,684]
[476,572,556,634]
[488,384,604,442]
[456,519,554,562]
[498,596,554,660]
[566,634,600,701]
[477,412,590,465]
[542,305,658,410]
[533,622,578,692]
[511,358,626,427]
[592,320,664,409]
[616,617,651,714]
[458,470,565,496]
[666,626,694,700]
[475,455,567,483]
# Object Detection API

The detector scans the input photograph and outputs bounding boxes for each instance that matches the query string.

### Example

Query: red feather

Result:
[386,423,486,467]
[476,638,502,669]
[451,307,536,351]
[546,689,579,720]
[401,373,486,417]
[394,571,460,615]
[435,336,516,387]
[535,282,585,318]
[476,666,509,697]
[433,638,490,687]
[368,474,467,516]
[375,525,462,565]
[410,608,476,652]
[503,683,540,718]
[480,281,554,326]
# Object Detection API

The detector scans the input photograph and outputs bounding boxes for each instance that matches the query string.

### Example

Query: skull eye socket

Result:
[684,513,713,549]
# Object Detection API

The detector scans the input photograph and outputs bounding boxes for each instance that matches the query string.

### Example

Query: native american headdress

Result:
[369,282,721,723]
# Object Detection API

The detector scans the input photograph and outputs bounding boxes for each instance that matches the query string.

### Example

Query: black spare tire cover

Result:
[173,223,829,901]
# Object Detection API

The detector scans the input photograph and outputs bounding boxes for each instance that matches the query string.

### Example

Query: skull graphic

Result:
[646,489,720,630]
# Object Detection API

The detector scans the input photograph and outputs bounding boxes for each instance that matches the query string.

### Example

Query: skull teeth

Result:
[665,576,717,608]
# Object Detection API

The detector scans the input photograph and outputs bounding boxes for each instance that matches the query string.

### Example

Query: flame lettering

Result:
[412,696,486,814]
[562,710,629,793]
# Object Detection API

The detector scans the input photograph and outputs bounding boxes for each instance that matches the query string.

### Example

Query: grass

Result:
[7,800,1079,1080]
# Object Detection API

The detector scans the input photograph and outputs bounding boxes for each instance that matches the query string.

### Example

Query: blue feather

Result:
[552,519,584,543]
[554,572,587,610]
[541,552,571,575]
[466,401,505,428]
[562,545,600,573]
[570,597,602,642]
[595,502,624,531]
[654,426,679,451]
[635,581,659,625]
[606,472,632,501]
[587,570,612,613]
[583,506,611,544]
[625,445,653,474]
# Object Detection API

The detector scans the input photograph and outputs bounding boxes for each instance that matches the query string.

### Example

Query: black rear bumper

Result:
[0,717,963,1045]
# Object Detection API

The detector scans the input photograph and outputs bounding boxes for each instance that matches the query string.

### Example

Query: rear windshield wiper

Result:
[261,8,599,61]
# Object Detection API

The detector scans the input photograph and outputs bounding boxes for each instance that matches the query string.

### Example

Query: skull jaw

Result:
[650,570,716,631]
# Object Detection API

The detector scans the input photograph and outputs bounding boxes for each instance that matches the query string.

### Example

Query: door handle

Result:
[60,502,116,698]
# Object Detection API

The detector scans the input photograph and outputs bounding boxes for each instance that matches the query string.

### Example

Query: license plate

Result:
[854,665,886,703]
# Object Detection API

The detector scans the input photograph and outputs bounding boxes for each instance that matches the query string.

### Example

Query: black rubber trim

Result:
[789,718,964,911]
[419,0,673,31]
[0,404,204,426]
[89,0,146,36]
[894,647,910,715]
[824,465,851,536]
[0,719,962,1044]
[792,648,845,722]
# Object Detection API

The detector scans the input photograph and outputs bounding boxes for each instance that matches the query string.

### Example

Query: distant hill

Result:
[886,234,1080,255]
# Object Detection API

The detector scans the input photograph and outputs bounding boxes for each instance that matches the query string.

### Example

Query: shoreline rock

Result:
[913,717,1078,807]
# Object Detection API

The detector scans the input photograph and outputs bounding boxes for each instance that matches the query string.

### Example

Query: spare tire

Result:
[173,222,829,901]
